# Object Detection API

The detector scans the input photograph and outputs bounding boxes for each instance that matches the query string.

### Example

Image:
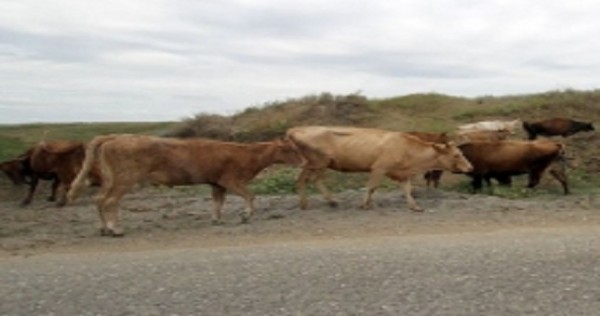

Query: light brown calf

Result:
[67,134,300,236]
[286,126,473,211]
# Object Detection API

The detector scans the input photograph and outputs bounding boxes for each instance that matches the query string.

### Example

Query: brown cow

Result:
[458,139,569,194]
[286,126,473,211]
[28,141,102,206]
[67,134,301,236]
[420,129,512,188]
[523,118,594,140]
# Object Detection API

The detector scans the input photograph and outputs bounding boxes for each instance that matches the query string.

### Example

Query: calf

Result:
[523,118,594,140]
[286,126,472,211]
[67,134,301,236]
[458,140,569,194]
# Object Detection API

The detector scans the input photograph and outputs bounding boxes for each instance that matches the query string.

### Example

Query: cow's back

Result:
[287,126,413,171]
[459,140,561,173]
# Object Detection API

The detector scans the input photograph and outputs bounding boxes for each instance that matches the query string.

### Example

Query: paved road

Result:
[1,227,599,316]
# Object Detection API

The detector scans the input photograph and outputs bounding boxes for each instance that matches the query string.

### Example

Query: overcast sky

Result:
[1,0,600,124]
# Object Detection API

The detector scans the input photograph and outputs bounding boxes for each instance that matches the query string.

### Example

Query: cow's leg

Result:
[527,171,543,189]
[549,168,570,194]
[210,184,226,225]
[399,180,423,212]
[471,175,483,193]
[431,170,443,188]
[55,181,68,207]
[98,186,128,237]
[48,177,59,202]
[424,170,443,188]
[295,168,312,210]
[312,169,337,208]
[94,194,109,236]
[21,176,39,206]
[296,168,337,209]
[223,182,255,224]
[362,169,385,209]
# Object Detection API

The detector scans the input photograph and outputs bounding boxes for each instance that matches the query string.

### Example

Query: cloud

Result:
[1,0,600,123]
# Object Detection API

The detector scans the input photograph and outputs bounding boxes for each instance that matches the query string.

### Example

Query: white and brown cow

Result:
[67,134,301,236]
[458,119,521,134]
[286,126,473,211]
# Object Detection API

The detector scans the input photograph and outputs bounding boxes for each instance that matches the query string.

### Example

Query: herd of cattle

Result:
[0,117,595,236]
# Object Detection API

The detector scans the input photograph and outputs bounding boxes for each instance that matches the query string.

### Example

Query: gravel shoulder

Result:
[1,185,599,257]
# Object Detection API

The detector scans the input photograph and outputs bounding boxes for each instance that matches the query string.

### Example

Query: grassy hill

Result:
[1,89,599,197]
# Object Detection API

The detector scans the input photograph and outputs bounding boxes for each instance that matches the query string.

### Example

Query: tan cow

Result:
[67,134,301,236]
[286,126,473,211]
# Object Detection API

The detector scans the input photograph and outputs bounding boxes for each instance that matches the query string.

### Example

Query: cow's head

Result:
[272,139,303,165]
[433,142,473,173]
[0,158,28,185]
[583,122,595,132]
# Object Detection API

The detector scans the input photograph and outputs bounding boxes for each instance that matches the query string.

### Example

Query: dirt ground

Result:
[1,178,599,259]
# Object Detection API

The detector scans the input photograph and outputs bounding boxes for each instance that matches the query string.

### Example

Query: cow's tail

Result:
[67,135,118,203]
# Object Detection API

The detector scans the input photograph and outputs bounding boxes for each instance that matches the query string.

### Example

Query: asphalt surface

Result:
[1,227,599,316]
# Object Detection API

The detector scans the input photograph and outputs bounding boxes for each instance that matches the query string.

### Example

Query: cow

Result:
[454,129,512,143]
[457,139,569,194]
[0,141,95,206]
[458,119,521,134]
[67,134,301,237]
[406,130,511,188]
[286,126,473,212]
[23,141,103,206]
[523,118,594,140]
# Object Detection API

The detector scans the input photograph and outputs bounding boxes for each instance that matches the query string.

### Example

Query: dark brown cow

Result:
[67,134,301,236]
[0,141,101,206]
[458,140,569,194]
[286,126,473,211]
[523,118,594,140]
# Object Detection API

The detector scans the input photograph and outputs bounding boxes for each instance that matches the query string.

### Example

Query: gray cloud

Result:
[1,0,600,123]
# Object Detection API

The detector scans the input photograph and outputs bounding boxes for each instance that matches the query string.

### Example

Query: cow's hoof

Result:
[109,229,125,237]
[101,228,124,237]
[239,214,251,224]
[411,207,425,213]
[211,219,224,226]
[110,232,125,238]
[328,201,339,208]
